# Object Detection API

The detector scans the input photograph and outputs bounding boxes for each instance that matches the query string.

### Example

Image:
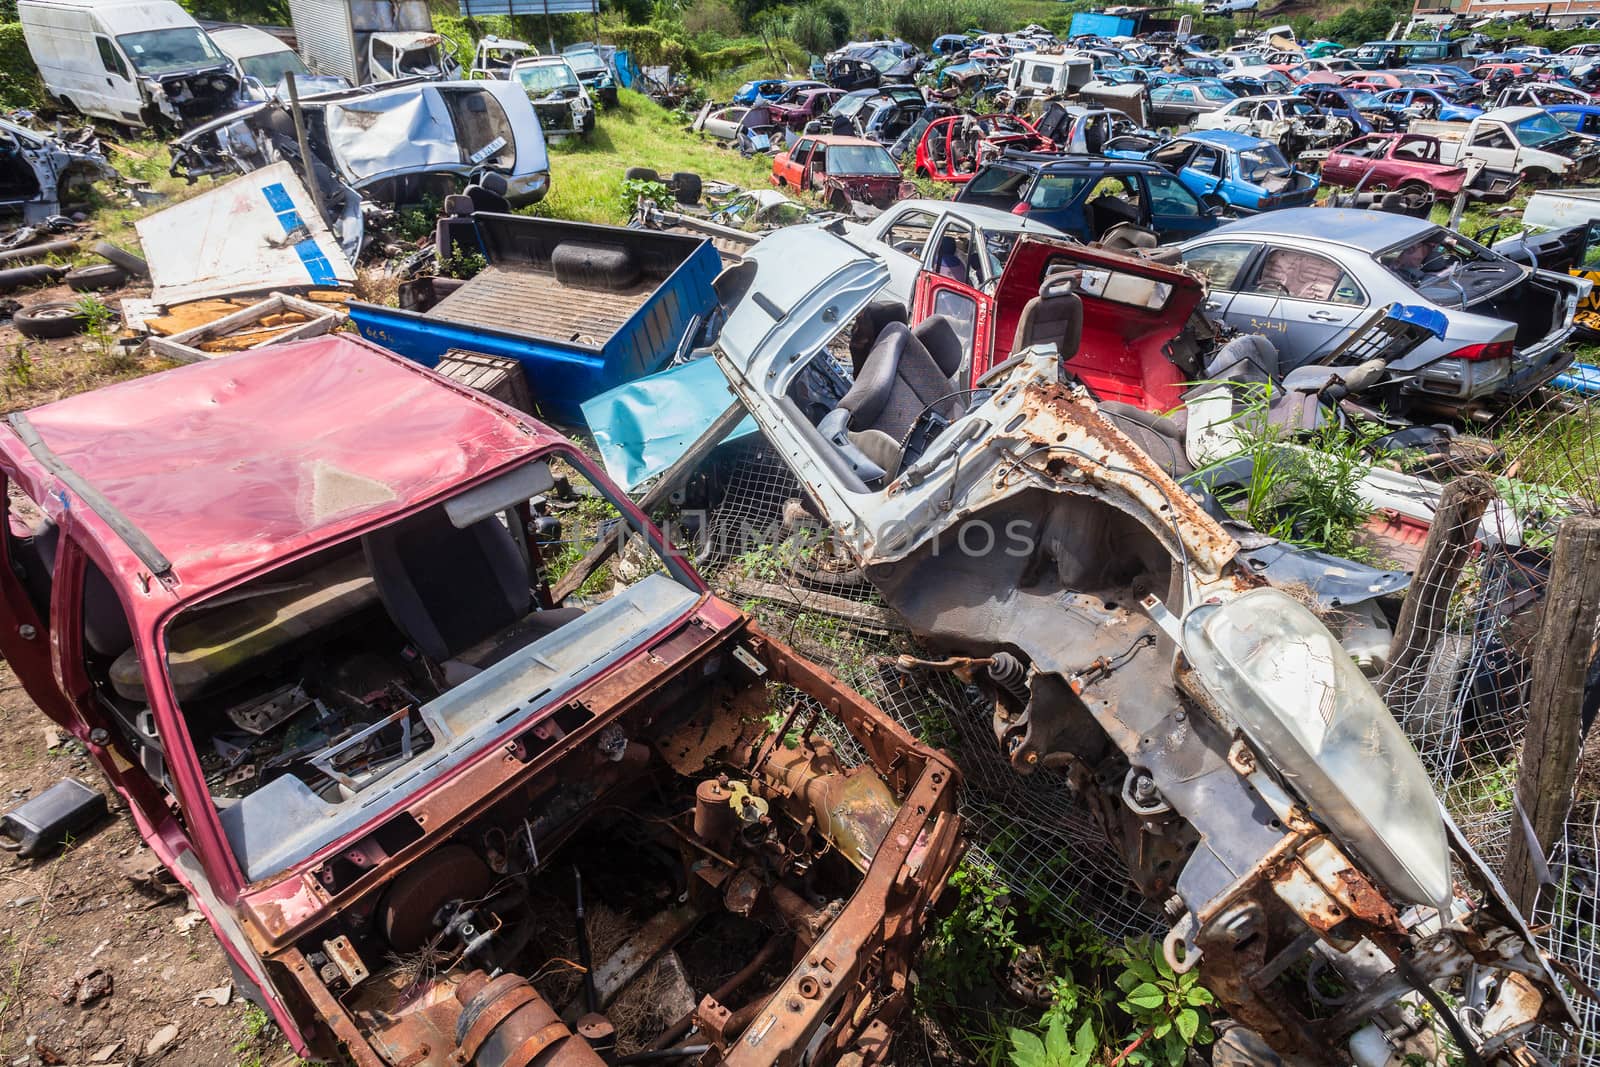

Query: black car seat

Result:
[1012,271,1084,356]
[818,320,963,483]
[849,301,909,374]
[363,507,532,663]
[1088,191,1140,239]
[913,314,966,383]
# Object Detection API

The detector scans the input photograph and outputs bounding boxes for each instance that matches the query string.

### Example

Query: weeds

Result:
[74,295,136,374]
[1108,937,1215,1067]
[440,241,488,280]
[616,177,674,219]
[3,343,34,395]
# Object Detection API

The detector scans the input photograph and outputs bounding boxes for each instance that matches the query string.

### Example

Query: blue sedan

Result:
[1369,87,1483,123]
[1139,130,1320,213]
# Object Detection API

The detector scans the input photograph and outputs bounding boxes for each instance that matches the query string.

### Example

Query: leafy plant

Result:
[4,343,34,395]
[440,241,488,280]
[75,295,131,372]
[617,177,674,218]
[1010,1016,1098,1067]
[920,861,1023,1000]
[1109,937,1215,1067]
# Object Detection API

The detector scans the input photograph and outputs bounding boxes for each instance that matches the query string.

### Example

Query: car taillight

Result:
[1011,201,1030,215]
[1446,340,1513,361]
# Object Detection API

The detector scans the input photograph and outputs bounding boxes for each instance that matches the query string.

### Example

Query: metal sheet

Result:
[288,0,357,83]
[135,161,355,305]
[581,358,756,491]
[459,0,598,14]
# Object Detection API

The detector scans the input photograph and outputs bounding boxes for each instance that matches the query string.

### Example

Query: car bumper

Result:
[1412,353,1512,402]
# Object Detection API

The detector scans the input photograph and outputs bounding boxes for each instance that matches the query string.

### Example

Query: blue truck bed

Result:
[348,214,721,425]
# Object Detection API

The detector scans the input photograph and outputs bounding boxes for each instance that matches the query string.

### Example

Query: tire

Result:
[1522,167,1552,188]
[623,166,659,182]
[669,171,702,205]
[14,301,90,340]
[65,264,130,292]
[91,240,149,279]
[550,241,642,291]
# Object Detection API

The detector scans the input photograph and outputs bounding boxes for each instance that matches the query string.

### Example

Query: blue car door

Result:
[1177,145,1228,204]
[1141,169,1220,241]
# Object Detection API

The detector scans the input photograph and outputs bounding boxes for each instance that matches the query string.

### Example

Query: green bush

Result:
[851,0,1010,47]
[0,22,46,112]
[788,1,849,54]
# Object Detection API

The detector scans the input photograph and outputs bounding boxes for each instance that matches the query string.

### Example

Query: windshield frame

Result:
[513,60,582,96]
[116,27,227,76]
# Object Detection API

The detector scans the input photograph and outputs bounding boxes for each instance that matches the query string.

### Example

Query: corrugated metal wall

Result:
[289,0,357,82]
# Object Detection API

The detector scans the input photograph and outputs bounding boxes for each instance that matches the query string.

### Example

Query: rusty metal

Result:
[455,973,606,1067]
[323,934,370,988]
[755,741,900,873]
[770,884,831,947]
[379,844,495,953]
[694,778,739,855]
[645,934,790,1052]
[582,905,706,1012]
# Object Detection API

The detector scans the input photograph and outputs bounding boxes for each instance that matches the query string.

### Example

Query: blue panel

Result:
[261,181,339,287]
[582,358,755,491]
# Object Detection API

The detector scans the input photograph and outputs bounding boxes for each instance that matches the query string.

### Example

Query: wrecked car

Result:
[771,135,912,212]
[700,224,1577,1065]
[1315,132,1495,201]
[1139,130,1319,214]
[912,113,1052,183]
[0,333,963,1066]
[0,117,118,223]
[167,78,550,223]
[509,56,595,139]
[1192,93,1356,154]
[1180,208,1587,411]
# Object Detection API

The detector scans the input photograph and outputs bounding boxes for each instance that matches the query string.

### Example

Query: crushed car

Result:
[1192,93,1357,154]
[0,333,963,1067]
[771,135,912,212]
[695,225,1577,1065]
[509,56,595,138]
[167,78,550,254]
[0,117,118,223]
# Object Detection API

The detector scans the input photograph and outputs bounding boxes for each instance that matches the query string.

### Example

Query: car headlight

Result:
[1182,587,1452,912]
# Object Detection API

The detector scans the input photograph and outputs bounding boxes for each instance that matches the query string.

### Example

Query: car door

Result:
[89,33,141,122]
[1181,240,1260,322]
[1141,169,1217,240]
[1179,145,1226,200]
[1466,120,1517,172]
[1222,244,1370,366]
[911,266,991,382]
[780,139,814,186]
[869,206,941,306]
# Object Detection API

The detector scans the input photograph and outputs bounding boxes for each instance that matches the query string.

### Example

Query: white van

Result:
[208,25,346,101]
[18,0,242,128]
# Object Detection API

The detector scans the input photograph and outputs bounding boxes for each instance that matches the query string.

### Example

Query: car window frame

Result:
[1183,240,1261,292]
[1239,243,1369,306]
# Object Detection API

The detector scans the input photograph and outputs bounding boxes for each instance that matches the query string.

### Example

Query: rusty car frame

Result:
[701,225,1578,1064]
[0,333,961,1066]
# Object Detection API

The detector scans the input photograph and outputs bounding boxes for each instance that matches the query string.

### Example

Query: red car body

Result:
[0,334,962,1066]
[772,134,912,209]
[907,234,1206,411]
[1318,132,1472,196]
[913,113,1052,183]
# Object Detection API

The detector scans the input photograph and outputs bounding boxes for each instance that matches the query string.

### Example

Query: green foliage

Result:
[788,1,851,54]
[440,241,487,280]
[0,22,46,111]
[394,193,443,243]
[1010,1016,1097,1067]
[921,862,1023,999]
[1312,1,1403,47]
[3,344,33,396]
[852,0,1012,47]
[1110,938,1215,1067]
[1203,383,1380,560]
[74,294,124,369]
[617,176,673,217]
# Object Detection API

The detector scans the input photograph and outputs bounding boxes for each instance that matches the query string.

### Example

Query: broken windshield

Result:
[514,61,581,96]
[827,144,899,175]
[117,28,225,75]
[237,49,309,85]
[1239,144,1293,181]
[1513,111,1570,147]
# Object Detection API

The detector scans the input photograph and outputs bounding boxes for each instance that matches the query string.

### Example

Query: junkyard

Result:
[3,0,1600,1064]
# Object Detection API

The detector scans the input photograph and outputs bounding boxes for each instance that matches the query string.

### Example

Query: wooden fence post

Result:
[1503,514,1600,914]
[1378,474,1496,717]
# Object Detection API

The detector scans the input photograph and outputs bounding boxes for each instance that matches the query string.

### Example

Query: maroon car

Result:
[772,134,914,211]
[768,87,846,130]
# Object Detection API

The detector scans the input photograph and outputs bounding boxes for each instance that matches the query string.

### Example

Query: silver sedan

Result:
[1178,207,1587,409]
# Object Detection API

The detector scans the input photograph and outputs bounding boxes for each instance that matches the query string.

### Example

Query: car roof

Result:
[1201,206,1432,250]
[0,335,560,603]
[208,25,289,58]
[1181,129,1271,148]
[995,153,1165,175]
[807,134,884,146]
[890,197,1061,231]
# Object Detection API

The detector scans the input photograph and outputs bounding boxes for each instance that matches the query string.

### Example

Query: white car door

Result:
[858,206,940,308]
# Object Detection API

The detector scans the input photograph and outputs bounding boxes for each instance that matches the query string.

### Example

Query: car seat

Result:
[817,318,964,483]
[1012,270,1084,356]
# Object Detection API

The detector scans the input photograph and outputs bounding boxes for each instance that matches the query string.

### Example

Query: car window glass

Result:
[96,36,128,78]
[1554,110,1581,130]
[1143,171,1201,216]
[884,210,938,257]
[1471,126,1513,149]
[1248,248,1364,304]
[931,289,979,358]
[793,139,814,161]
[1183,241,1255,290]
[1027,173,1093,210]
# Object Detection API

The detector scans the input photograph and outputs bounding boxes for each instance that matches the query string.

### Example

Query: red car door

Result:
[776,139,813,187]
[911,269,996,383]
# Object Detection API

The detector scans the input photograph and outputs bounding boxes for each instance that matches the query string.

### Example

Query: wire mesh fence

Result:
[660,387,1600,1056]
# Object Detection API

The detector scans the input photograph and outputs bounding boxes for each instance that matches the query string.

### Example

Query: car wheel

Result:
[830,188,851,213]
[14,301,91,340]
[65,264,130,292]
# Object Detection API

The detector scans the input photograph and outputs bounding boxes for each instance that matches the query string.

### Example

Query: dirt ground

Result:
[0,262,298,1066]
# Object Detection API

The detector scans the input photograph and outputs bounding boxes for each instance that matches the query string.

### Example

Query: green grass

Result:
[523,89,778,225]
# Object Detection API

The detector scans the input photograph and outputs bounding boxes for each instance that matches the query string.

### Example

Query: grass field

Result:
[527,90,780,224]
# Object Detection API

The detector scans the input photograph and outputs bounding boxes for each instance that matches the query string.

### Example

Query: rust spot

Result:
[1334,867,1403,931]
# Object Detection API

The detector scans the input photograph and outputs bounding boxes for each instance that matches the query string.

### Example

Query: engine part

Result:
[756,742,898,872]
[693,777,738,854]
[987,652,1029,704]
[454,972,606,1067]
[379,844,495,952]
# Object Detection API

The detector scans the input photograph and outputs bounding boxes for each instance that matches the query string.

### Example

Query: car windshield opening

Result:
[1376,229,1518,307]
[239,50,309,84]
[515,63,580,95]
[1239,145,1293,181]
[116,28,225,75]
[827,145,898,175]
[116,455,695,881]
[1513,112,1570,147]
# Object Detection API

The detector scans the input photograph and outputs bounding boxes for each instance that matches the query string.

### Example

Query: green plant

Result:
[75,295,131,371]
[440,241,488,280]
[1109,937,1214,1067]
[4,343,35,395]
[1009,1016,1098,1067]
[394,193,443,243]
[920,861,1023,1000]
[617,177,674,219]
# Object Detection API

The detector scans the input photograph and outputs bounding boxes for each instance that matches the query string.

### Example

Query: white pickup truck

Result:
[1410,106,1600,184]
